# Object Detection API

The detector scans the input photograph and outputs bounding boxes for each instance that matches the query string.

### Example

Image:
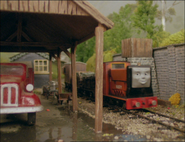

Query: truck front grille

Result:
[0,84,18,107]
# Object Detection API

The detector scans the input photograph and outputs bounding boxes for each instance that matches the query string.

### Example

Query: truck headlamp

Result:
[26,84,34,92]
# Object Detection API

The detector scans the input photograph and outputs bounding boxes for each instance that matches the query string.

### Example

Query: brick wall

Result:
[153,43,185,104]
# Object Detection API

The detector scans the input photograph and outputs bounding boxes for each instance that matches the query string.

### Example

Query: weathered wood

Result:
[122,38,153,58]
[95,25,104,133]
[77,32,95,45]
[71,42,78,112]
[58,0,67,14]
[8,1,19,11]
[28,1,39,12]
[49,53,52,82]
[49,1,59,13]
[57,50,62,95]
[67,1,73,15]
[74,1,114,29]
[17,13,22,42]
[0,1,8,10]
[0,41,72,48]
[5,31,17,41]
[19,0,28,11]
[60,47,71,59]
[21,31,33,42]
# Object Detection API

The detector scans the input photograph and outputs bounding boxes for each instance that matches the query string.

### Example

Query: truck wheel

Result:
[28,112,36,125]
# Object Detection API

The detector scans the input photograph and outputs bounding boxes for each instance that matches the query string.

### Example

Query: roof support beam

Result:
[71,41,78,112]
[95,24,104,133]
[5,31,17,41]
[0,41,72,48]
[60,46,71,59]
[17,13,22,42]
[57,48,62,95]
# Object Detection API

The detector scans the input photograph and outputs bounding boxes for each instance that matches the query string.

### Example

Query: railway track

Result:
[107,105,185,133]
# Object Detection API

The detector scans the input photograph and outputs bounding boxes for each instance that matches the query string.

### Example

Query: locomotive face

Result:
[132,67,150,88]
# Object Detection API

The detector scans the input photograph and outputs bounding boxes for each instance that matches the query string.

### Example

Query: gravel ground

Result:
[76,97,185,141]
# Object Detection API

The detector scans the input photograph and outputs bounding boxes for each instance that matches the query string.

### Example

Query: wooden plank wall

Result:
[121,38,153,58]
[0,0,89,16]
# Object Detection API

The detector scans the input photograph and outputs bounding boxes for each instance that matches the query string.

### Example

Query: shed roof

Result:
[0,0,114,53]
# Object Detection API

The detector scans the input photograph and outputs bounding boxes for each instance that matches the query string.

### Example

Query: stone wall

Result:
[113,54,160,97]
[153,43,185,104]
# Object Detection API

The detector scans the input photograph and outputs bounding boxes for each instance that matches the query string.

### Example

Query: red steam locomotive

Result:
[64,61,157,110]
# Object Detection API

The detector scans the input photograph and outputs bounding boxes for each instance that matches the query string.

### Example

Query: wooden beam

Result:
[5,31,17,41]
[0,46,50,52]
[77,32,95,45]
[17,13,22,42]
[21,31,33,41]
[95,25,104,133]
[0,41,72,48]
[49,53,52,82]
[57,49,62,95]
[60,46,71,59]
[71,42,78,112]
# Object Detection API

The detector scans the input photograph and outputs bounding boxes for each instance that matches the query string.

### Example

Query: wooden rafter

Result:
[17,13,22,42]
[21,31,33,41]
[60,46,71,59]
[0,41,72,48]
[5,31,17,41]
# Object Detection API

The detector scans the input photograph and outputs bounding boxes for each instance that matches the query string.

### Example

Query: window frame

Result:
[34,59,49,74]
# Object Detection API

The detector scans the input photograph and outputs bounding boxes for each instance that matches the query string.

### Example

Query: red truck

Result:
[0,62,43,125]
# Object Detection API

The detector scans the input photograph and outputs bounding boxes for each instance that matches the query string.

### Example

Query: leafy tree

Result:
[132,0,162,39]
[104,4,136,53]
[155,0,180,31]
[86,48,117,72]
[76,37,95,63]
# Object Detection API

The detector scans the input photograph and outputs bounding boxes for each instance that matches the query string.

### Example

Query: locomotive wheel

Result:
[27,112,36,125]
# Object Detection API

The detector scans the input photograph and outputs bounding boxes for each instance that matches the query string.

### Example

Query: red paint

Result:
[3,87,8,104]
[0,63,42,114]
[126,96,158,110]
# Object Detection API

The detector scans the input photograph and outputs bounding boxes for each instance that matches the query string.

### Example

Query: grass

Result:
[52,62,65,80]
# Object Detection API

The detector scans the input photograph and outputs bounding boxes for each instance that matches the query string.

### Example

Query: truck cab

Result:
[0,62,43,125]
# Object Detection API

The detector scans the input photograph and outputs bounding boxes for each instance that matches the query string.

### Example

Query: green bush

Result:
[159,29,185,47]
[86,48,117,72]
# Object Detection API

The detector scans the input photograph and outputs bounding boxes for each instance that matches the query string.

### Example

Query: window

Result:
[112,64,125,69]
[34,60,49,74]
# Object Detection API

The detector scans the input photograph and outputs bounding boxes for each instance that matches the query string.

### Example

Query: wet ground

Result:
[0,92,147,142]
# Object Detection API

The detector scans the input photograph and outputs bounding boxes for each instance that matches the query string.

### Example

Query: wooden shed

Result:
[0,0,114,133]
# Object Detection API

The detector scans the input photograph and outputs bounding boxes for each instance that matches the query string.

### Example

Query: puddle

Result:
[0,101,147,142]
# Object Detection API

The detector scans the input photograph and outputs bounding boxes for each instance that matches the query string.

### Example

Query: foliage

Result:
[86,48,117,72]
[169,93,181,106]
[159,29,185,47]
[105,4,136,53]
[132,1,162,39]
[0,52,19,63]
[152,31,170,47]
[76,37,95,63]
[156,7,176,23]
[76,3,137,62]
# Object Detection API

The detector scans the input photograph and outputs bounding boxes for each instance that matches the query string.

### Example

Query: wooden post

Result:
[71,42,78,112]
[57,49,62,94]
[49,53,52,82]
[95,24,104,133]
